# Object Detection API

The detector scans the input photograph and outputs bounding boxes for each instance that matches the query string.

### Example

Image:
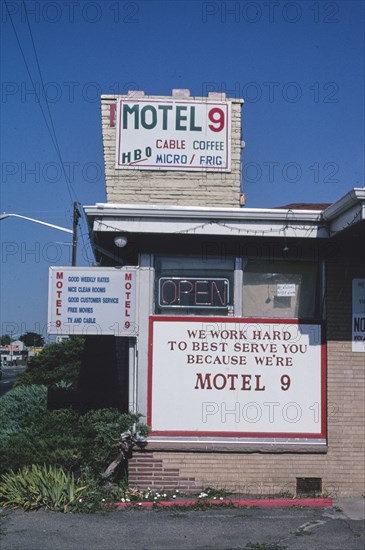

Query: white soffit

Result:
[322,188,365,235]
[84,188,365,240]
[84,204,325,239]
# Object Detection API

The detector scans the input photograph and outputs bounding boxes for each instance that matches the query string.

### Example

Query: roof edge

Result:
[322,187,365,220]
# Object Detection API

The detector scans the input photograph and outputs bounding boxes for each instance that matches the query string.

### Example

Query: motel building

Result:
[48,91,365,498]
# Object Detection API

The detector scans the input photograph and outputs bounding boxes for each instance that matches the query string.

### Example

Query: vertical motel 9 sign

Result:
[115,98,231,171]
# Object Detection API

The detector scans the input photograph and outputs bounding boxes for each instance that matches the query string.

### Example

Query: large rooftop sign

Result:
[115,98,231,171]
[48,267,138,336]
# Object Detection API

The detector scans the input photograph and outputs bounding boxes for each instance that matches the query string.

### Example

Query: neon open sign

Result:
[158,277,229,308]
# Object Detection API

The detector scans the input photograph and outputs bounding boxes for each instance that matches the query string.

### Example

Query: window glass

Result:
[155,255,235,315]
[242,260,318,319]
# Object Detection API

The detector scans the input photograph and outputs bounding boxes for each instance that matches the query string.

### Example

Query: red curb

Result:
[115,498,333,509]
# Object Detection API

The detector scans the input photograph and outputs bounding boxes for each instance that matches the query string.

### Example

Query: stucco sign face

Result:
[115,99,231,171]
[148,317,326,439]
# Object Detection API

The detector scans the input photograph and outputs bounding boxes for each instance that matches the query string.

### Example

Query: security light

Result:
[114,234,128,248]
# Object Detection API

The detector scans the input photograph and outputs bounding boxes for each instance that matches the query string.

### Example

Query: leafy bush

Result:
[70,467,119,513]
[0,464,86,511]
[0,407,148,478]
[0,384,47,439]
[79,409,148,475]
[0,409,83,475]
[15,336,85,389]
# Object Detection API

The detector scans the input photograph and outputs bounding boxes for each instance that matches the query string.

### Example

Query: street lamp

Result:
[0,204,80,266]
[0,213,73,233]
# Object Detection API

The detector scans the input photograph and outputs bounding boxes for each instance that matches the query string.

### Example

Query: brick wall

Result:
[128,253,365,498]
[101,94,243,207]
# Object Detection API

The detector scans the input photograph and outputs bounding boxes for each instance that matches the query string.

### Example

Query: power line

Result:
[4,0,94,264]
[21,0,76,205]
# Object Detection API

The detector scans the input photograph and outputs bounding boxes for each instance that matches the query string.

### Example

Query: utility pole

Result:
[72,201,81,267]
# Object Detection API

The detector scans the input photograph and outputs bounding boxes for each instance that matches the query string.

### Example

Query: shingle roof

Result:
[274,203,332,210]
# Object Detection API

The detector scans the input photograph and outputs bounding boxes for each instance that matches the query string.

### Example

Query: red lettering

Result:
[195,372,212,389]
[255,375,266,391]
[241,375,252,390]
[156,139,186,149]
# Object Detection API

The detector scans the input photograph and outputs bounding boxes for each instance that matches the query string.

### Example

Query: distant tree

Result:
[19,332,45,347]
[15,336,85,389]
[1,335,11,345]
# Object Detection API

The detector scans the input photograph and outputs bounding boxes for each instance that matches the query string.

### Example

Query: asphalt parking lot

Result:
[1,499,364,550]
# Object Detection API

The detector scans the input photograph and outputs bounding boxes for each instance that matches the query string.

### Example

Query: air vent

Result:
[296,477,322,496]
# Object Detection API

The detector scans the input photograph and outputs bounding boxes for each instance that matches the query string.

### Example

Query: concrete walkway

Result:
[335,498,365,520]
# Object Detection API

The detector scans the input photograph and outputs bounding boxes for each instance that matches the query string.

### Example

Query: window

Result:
[242,260,319,320]
[155,256,235,315]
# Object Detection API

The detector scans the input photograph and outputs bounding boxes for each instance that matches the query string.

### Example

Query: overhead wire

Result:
[4,0,93,264]
[21,0,93,264]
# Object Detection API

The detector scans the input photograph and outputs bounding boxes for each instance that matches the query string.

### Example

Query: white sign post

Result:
[148,317,325,439]
[352,278,365,352]
[116,98,231,171]
[48,267,138,336]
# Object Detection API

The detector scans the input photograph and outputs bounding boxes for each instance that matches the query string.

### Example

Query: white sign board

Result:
[277,284,296,297]
[352,278,365,352]
[148,318,325,438]
[115,98,231,171]
[48,267,138,336]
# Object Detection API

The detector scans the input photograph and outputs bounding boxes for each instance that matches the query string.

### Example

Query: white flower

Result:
[213,496,217,500]
[138,503,142,506]
[121,498,125,503]
[126,498,130,502]
[78,498,83,502]
[172,495,176,499]
[199,492,208,498]
[163,493,167,497]
[219,497,223,501]
[176,490,179,493]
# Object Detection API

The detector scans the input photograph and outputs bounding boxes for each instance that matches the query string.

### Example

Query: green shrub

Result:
[0,384,47,438]
[0,406,148,478]
[0,409,83,475]
[15,336,84,389]
[70,467,118,513]
[79,409,148,475]
[0,464,86,511]
[0,433,40,474]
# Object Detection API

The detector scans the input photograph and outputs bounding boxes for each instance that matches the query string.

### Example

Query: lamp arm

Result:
[0,213,73,234]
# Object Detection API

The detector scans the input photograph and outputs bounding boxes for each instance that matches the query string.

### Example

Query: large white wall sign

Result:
[48,267,138,336]
[148,317,326,438]
[115,98,231,171]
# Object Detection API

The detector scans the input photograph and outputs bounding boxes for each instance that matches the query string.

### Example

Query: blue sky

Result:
[1,0,364,340]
